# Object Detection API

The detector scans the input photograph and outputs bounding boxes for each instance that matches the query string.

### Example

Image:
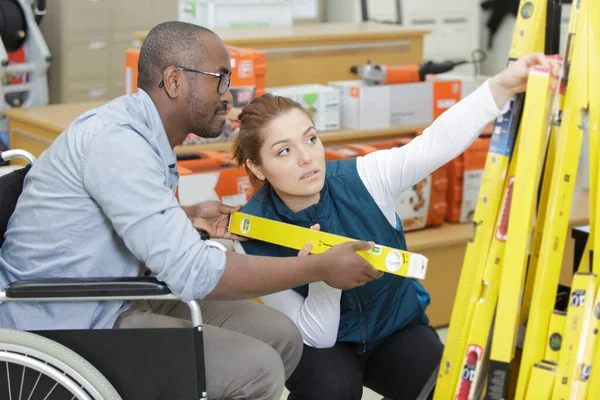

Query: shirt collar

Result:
[135,88,177,168]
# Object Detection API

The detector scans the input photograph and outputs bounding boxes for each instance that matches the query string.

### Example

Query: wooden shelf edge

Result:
[174,124,428,154]
[175,140,235,153]
[133,27,429,47]
[220,31,428,48]
[405,223,474,252]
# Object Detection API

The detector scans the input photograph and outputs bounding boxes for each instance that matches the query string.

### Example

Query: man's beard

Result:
[187,93,226,139]
[190,118,225,139]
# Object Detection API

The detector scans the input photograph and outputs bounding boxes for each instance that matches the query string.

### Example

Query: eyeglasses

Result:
[158,67,231,95]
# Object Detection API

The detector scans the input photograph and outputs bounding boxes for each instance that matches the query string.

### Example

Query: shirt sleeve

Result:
[82,126,226,302]
[357,79,510,208]
[233,240,341,348]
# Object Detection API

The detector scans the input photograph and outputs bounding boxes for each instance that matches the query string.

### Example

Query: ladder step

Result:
[4,63,36,74]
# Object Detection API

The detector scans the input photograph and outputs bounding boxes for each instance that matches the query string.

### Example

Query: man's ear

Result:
[161,67,181,98]
[246,159,265,181]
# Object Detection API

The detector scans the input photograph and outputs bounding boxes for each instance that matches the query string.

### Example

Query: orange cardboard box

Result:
[337,140,448,232]
[388,138,448,231]
[324,149,352,160]
[445,136,491,223]
[176,152,254,208]
[124,46,265,96]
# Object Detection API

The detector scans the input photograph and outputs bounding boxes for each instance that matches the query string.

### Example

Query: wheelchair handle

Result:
[198,230,229,253]
[205,239,228,252]
[1,150,36,165]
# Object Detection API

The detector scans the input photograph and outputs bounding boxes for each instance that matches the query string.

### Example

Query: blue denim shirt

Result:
[0,89,226,330]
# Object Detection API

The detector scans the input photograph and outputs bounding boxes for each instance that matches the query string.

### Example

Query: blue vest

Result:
[240,158,430,352]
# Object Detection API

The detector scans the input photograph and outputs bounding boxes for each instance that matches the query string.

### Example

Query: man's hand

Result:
[314,240,383,290]
[183,201,246,241]
[489,52,561,108]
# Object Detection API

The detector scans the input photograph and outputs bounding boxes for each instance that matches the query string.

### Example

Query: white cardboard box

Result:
[179,0,293,29]
[328,80,433,130]
[329,76,485,131]
[266,84,341,131]
[436,73,489,97]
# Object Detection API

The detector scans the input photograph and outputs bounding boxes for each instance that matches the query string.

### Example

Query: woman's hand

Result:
[298,224,321,256]
[489,52,561,108]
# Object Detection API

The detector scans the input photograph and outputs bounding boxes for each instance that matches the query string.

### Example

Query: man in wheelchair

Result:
[0,21,380,400]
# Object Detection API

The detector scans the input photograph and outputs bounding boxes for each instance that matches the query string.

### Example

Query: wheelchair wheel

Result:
[0,329,122,399]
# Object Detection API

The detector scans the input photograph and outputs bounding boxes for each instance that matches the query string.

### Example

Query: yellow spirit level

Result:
[228,212,428,279]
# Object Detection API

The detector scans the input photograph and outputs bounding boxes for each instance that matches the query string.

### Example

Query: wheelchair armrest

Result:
[5,277,171,299]
[2,234,226,303]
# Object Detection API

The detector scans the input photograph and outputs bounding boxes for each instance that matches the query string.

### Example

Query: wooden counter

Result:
[134,22,428,87]
[3,102,427,158]
[4,101,105,160]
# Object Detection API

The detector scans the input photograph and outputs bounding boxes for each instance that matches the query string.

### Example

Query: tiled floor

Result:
[279,327,449,400]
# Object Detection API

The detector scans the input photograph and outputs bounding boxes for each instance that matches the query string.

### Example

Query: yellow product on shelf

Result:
[587,294,600,395]
[590,0,600,278]
[524,361,557,400]
[516,0,591,396]
[432,1,549,397]
[551,273,597,399]
[586,0,600,393]
[452,128,524,400]
[544,311,566,363]
[428,0,599,397]
[570,286,600,399]
[486,63,556,399]
[518,53,563,337]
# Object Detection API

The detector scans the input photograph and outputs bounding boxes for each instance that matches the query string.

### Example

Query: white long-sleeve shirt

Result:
[234,80,509,348]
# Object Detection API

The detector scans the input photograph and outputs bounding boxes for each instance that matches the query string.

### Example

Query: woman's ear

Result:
[246,159,266,181]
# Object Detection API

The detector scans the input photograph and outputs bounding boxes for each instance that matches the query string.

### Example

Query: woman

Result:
[231,53,558,400]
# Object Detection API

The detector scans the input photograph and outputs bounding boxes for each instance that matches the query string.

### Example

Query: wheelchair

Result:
[0,149,228,400]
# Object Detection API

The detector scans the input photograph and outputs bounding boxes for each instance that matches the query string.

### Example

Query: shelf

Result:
[174,124,428,154]
[134,22,426,88]
[134,22,428,47]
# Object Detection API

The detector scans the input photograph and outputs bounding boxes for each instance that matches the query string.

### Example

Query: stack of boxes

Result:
[176,151,255,208]
[322,136,490,232]
[174,133,491,232]
[328,75,480,130]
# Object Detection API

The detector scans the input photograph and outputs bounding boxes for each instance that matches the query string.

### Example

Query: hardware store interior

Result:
[0,0,597,399]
